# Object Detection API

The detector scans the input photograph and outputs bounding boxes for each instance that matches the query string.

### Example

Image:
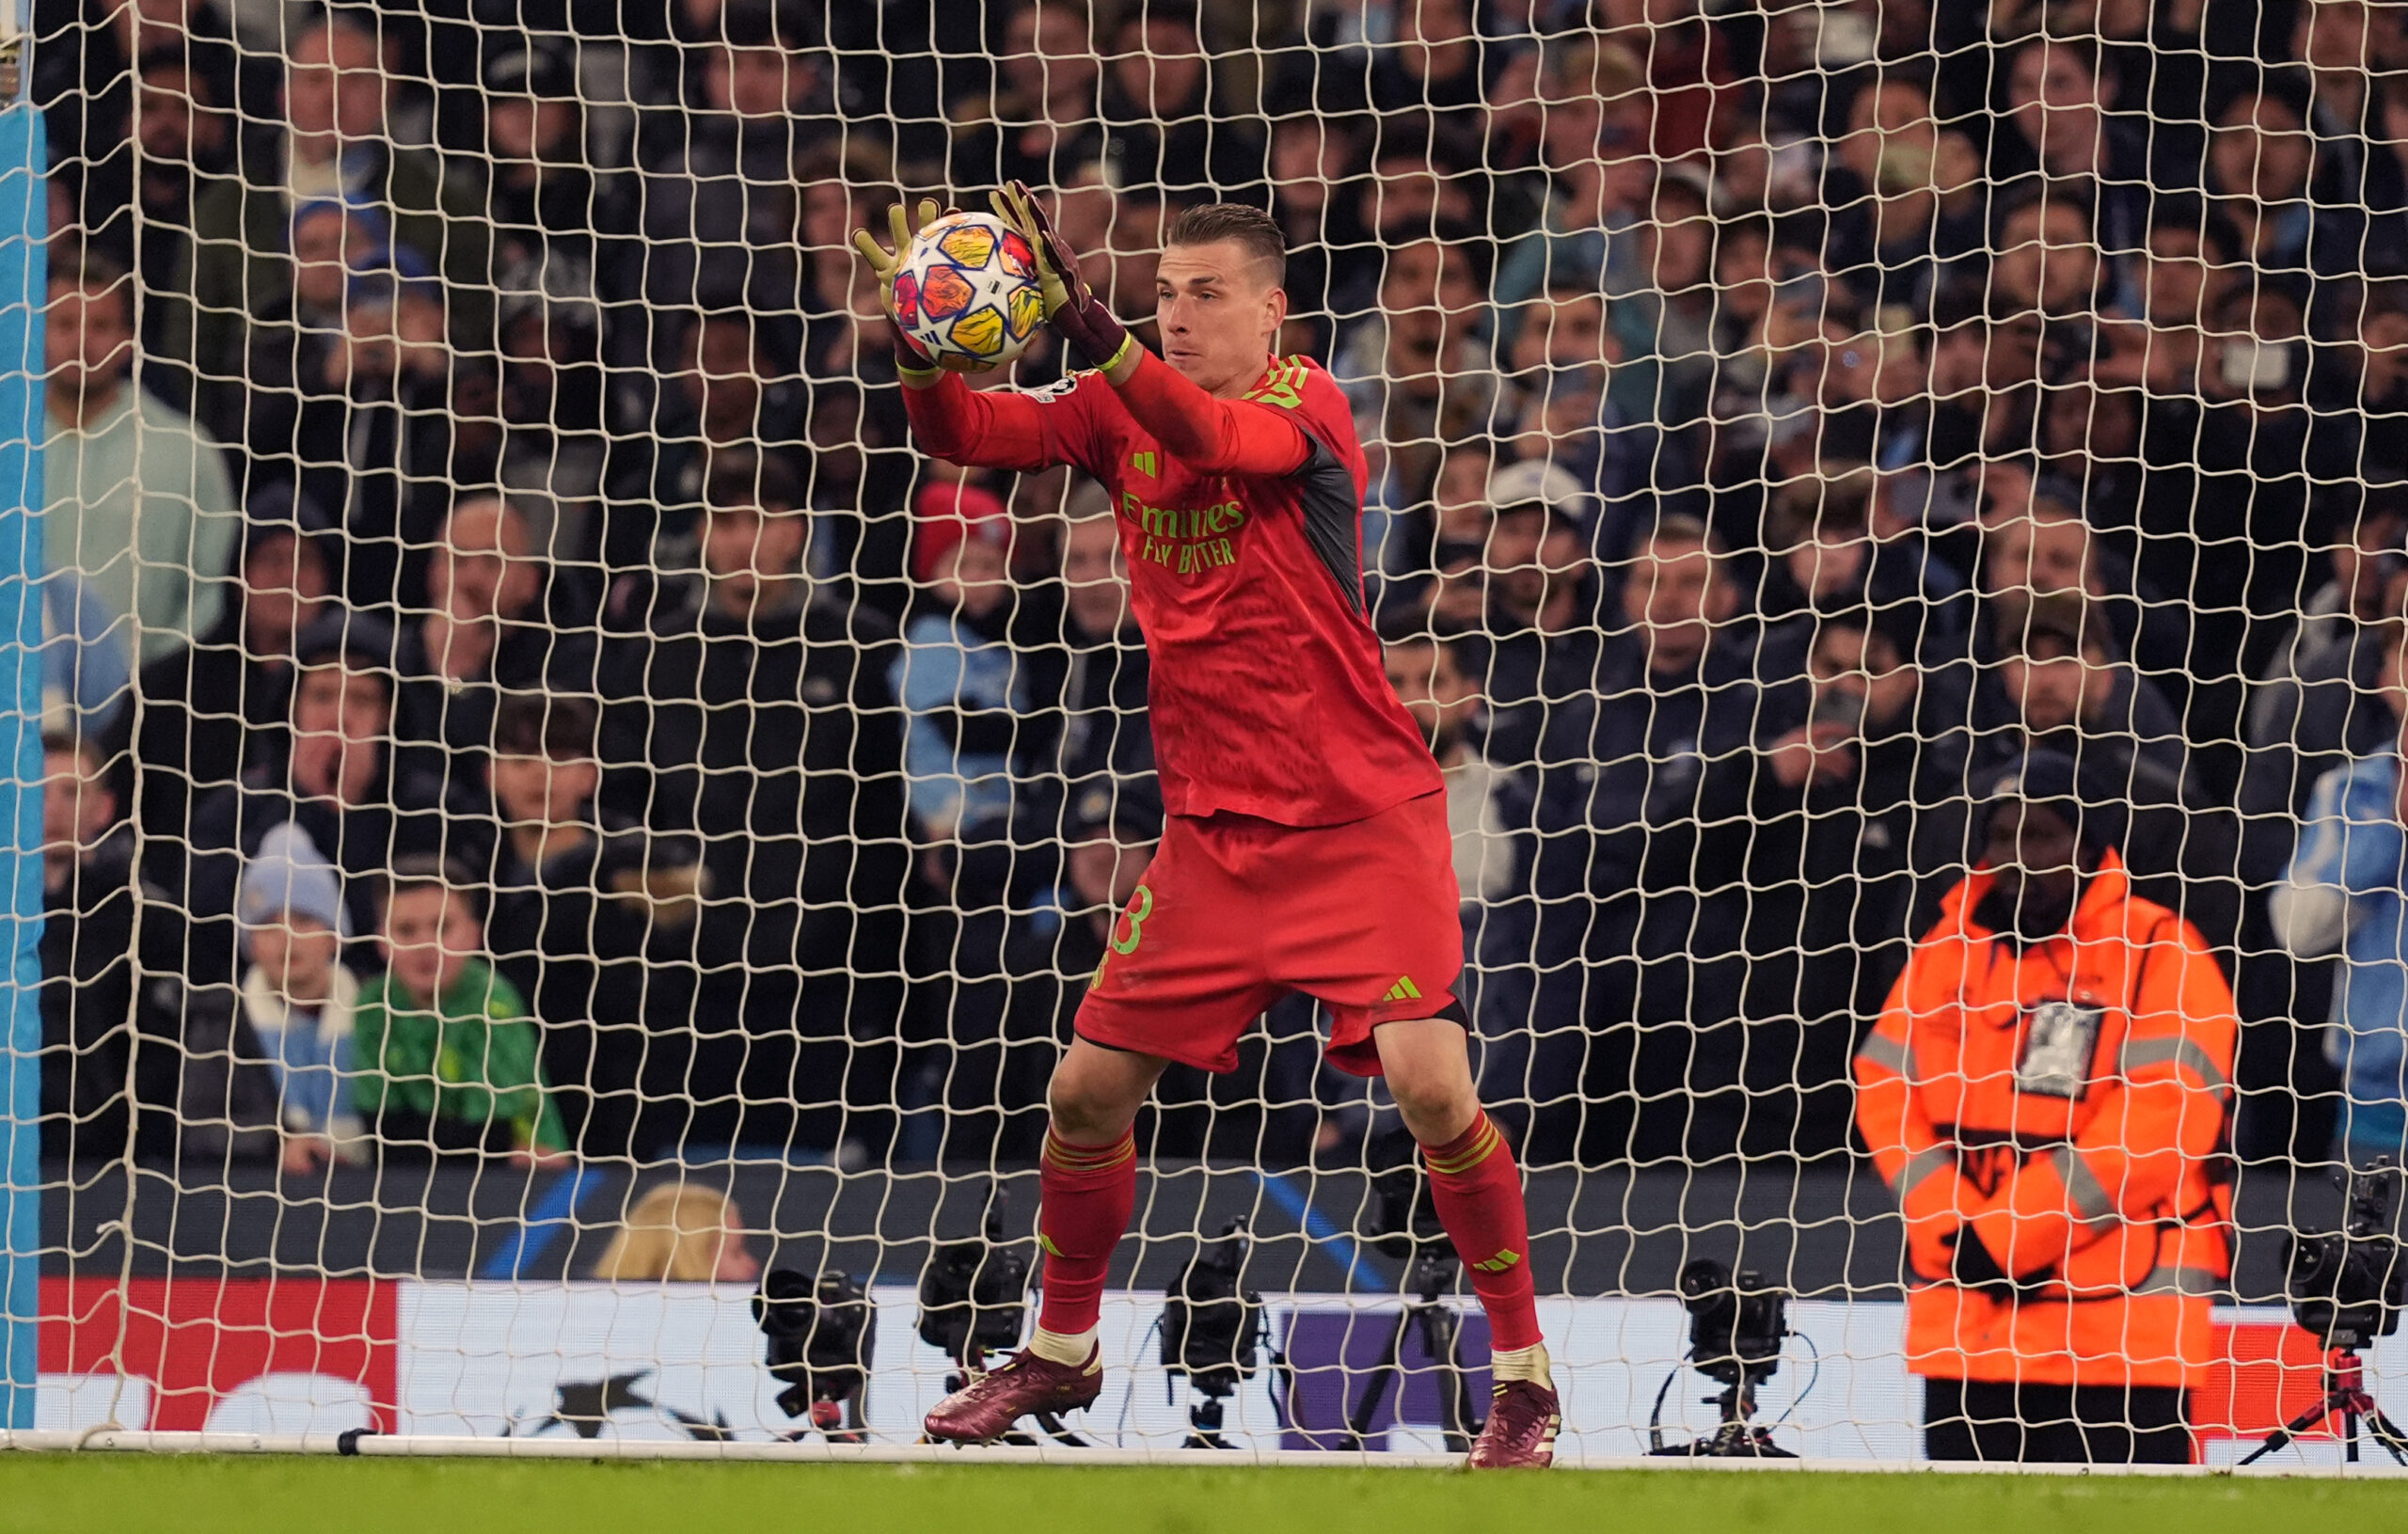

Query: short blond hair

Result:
[594,1185,746,1282]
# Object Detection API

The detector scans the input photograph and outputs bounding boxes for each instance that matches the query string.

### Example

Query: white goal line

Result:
[4,1431,2407,1477]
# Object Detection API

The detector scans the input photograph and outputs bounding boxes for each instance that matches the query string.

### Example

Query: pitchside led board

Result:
[26,1283,2408,1466]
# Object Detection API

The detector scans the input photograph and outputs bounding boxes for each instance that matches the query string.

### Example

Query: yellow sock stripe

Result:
[1042,1143,1134,1171]
[1042,1131,1136,1173]
[1426,1134,1499,1177]
[1424,1116,1503,1177]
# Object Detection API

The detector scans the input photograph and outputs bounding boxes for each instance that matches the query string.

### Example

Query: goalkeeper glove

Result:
[851,198,947,379]
[992,180,1133,373]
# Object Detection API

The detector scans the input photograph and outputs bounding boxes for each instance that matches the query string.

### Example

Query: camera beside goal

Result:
[894,211,1047,368]
[2286,1159,2405,1351]
[752,1268,876,1441]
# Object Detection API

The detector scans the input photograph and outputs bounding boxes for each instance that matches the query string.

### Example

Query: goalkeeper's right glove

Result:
[851,198,944,379]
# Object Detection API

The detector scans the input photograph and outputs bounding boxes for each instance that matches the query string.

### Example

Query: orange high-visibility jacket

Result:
[1854,851,2237,1390]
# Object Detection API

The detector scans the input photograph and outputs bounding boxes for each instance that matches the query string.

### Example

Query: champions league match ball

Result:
[894,211,1049,368]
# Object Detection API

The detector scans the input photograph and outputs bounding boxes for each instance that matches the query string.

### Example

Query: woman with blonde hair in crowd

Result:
[594,1184,762,1283]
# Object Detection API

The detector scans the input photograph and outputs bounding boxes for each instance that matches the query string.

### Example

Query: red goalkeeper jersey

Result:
[903,350,1440,827]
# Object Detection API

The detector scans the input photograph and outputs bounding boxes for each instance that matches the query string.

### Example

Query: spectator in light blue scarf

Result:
[235,821,366,1174]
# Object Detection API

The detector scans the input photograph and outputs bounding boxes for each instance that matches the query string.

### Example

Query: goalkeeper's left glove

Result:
[992,180,1133,373]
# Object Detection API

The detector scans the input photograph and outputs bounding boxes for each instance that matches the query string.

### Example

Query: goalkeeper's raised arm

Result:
[857,184,1319,482]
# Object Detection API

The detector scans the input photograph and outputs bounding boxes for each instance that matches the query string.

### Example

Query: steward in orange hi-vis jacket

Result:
[1855,750,2236,1465]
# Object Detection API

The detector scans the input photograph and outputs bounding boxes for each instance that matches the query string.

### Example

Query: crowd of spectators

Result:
[29,0,2408,1173]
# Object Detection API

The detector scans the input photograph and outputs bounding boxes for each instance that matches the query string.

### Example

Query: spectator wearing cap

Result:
[1746,607,1972,1154]
[1484,321,1662,551]
[109,496,338,889]
[2274,615,2408,1163]
[228,821,365,1173]
[1487,457,1595,556]
[1856,747,2237,1464]
[598,450,909,1149]
[182,611,474,979]
[481,694,704,1160]
[393,493,600,793]
[41,249,242,664]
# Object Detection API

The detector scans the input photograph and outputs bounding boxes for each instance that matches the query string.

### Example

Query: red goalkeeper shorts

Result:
[1074,789,1464,1078]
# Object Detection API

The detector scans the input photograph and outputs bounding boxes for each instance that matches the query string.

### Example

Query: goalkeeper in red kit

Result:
[855,186,1559,1467]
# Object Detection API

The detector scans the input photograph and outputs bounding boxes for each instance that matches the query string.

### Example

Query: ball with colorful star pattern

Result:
[893,211,1047,368]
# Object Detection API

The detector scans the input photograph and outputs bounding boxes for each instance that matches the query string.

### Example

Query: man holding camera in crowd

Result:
[1855,751,2237,1463]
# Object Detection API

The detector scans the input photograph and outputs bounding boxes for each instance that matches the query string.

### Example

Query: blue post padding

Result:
[0,99,46,1431]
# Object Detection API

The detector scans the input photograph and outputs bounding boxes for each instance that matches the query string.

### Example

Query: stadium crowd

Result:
[25,0,2408,1177]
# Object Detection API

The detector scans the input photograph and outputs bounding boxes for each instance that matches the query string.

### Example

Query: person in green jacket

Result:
[354,853,569,1165]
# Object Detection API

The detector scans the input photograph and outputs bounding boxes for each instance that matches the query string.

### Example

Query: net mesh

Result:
[12,0,2408,1462]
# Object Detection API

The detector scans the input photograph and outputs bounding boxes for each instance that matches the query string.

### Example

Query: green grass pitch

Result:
[2,1459,2403,1534]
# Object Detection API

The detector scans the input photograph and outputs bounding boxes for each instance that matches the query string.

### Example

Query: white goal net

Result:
[6,0,2407,1468]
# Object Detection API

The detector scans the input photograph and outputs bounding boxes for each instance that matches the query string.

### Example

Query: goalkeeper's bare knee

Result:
[1045,1036,1164,1142]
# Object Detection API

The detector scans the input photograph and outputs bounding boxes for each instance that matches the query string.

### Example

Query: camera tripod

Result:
[1646,1370,1798,1459]
[2240,1346,2408,1466]
[1182,1389,1238,1449]
[1333,1247,1483,1454]
[782,1393,870,1445]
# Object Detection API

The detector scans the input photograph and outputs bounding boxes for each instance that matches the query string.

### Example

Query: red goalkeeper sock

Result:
[1422,1111,1544,1352]
[1034,1126,1138,1337]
